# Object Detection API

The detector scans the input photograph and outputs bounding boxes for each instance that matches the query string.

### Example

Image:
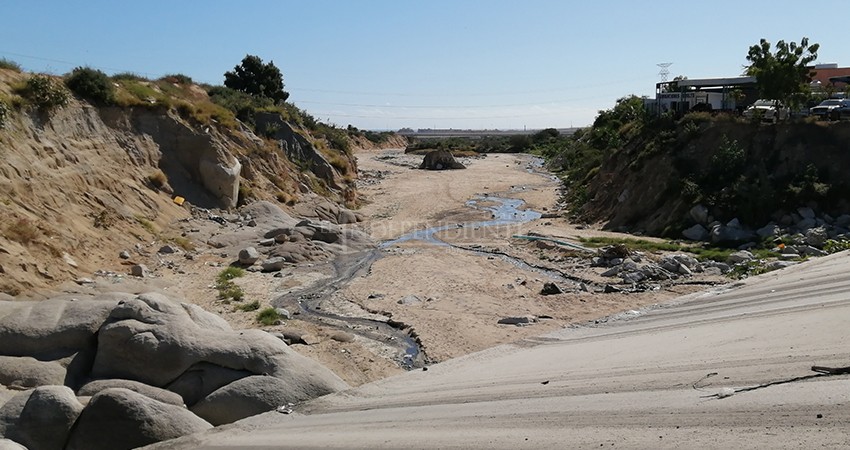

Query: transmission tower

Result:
[657,62,673,82]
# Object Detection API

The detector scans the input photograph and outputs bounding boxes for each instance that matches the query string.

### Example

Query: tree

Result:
[224,55,289,103]
[745,37,819,108]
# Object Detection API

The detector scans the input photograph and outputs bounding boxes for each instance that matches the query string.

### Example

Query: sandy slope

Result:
[149,251,850,449]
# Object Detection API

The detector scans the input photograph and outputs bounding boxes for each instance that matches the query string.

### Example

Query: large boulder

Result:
[0,299,119,358]
[420,150,465,170]
[165,362,253,407]
[199,156,241,209]
[190,375,296,425]
[65,388,212,450]
[0,386,83,450]
[0,355,66,388]
[91,292,348,401]
[78,379,185,406]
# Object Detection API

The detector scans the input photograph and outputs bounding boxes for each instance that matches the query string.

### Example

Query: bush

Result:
[20,75,69,112]
[236,300,260,312]
[112,72,149,82]
[216,267,246,302]
[256,307,281,326]
[0,58,21,72]
[65,67,115,105]
[161,73,193,84]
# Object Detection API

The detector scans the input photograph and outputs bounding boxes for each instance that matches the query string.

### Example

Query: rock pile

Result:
[593,246,731,287]
[682,205,850,255]
[200,201,373,270]
[0,292,348,449]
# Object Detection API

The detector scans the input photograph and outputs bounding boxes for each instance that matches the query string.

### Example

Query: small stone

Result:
[540,282,563,295]
[130,264,147,277]
[119,250,131,259]
[238,247,260,265]
[158,245,178,254]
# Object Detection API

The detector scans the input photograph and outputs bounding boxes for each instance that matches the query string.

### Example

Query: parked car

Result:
[742,99,790,123]
[829,100,850,120]
[809,99,849,119]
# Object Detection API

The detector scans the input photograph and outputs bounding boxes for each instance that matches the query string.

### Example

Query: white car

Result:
[743,99,790,123]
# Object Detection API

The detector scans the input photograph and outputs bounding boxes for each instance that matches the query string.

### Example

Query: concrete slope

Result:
[152,252,850,449]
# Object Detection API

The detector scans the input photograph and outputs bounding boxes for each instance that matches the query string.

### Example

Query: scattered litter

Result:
[276,403,295,414]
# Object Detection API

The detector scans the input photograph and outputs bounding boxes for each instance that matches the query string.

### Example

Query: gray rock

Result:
[398,295,423,305]
[620,271,646,283]
[603,284,622,293]
[689,204,709,225]
[78,379,185,406]
[119,250,131,259]
[805,227,829,248]
[711,224,756,245]
[274,308,291,320]
[682,224,709,241]
[130,264,148,277]
[0,439,27,449]
[497,316,537,325]
[796,217,817,231]
[238,247,260,265]
[191,375,297,426]
[835,214,850,228]
[792,245,828,257]
[158,245,178,254]
[165,362,252,407]
[0,386,83,450]
[540,283,563,295]
[258,238,275,246]
[0,298,118,357]
[726,218,743,228]
[199,156,241,209]
[65,388,212,450]
[727,250,755,264]
[261,257,288,272]
[756,223,781,239]
[765,261,798,272]
[797,206,816,219]
[0,355,66,388]
[91,293,348,396]
[420,150,466,170]
[600,266,621,277]
[330,331,355,343]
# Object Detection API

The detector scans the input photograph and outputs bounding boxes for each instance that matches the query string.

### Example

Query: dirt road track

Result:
[150,252,850,449]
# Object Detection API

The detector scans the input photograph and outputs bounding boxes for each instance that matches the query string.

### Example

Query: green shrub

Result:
[112,72,149,82]
[0,58,21,72]
[236,300,260,312]
[216,266,246,302]
[20,75,69,112]
[256,307,281,326]
[161,73,193,84]
[65,67,115,105]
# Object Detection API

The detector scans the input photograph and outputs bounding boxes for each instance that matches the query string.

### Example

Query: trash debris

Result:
[276,403,295,414]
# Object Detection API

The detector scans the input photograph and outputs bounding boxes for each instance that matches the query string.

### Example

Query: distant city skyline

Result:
[3,0,849,130]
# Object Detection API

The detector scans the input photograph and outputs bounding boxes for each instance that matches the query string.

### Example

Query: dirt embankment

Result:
[0,69,356,296]
[577,119,850,235]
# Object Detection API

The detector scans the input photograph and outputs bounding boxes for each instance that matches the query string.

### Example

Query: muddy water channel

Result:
[274,172,562,369]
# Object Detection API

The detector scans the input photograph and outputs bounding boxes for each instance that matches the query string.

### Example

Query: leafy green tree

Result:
[745,37,819,107]
[224,55,289,103]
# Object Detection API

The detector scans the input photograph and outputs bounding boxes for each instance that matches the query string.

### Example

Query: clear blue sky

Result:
[3,1,848,130]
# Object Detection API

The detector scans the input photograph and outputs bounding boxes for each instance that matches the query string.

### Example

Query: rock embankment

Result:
[0,291,348,449]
